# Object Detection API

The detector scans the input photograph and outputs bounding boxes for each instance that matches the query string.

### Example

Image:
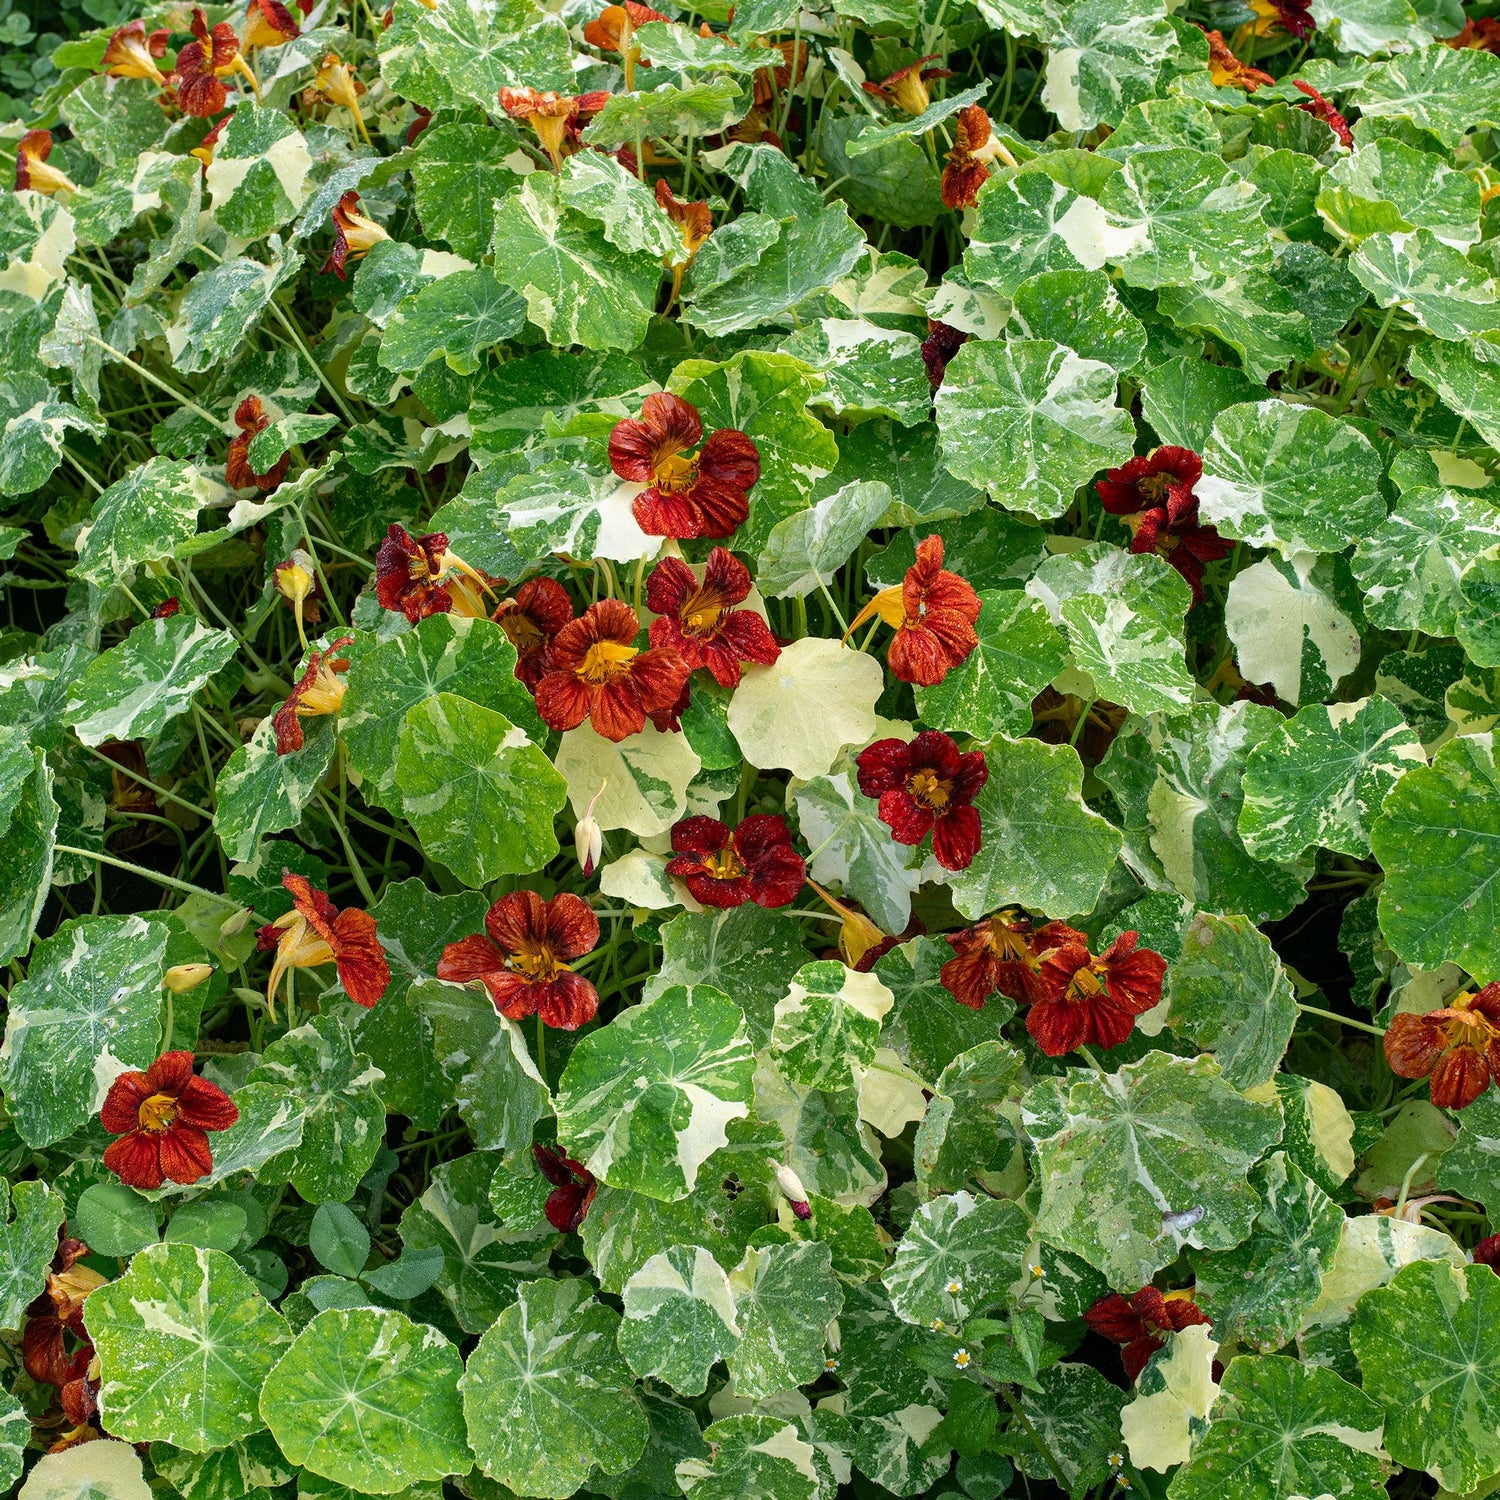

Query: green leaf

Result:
[89,1243,291,1452]
[73,1181,156,1258]
[631,21,767,72]
[781,321,930,425]
[914,589,1069,740]
[754,1060,887,1205]
[619,1244,742,1395]
[72,456,216,586]
[491,175,662,352]
[883,1191,1030,1327]
[675,1415,819,1500]
[1351,45,1500,148]
[757,481,892,598]
[1371,729,1500,983]
[461,1277,648,1497]
[204,103,312,241]
[310,1201,371,1278]
[0,1386,25,1493]
[496,460,658,565]
[377,0,572,110]
[1198,401,1384,556]
[261,1307,472,1492]
[0,744,57,966]
[555,720,701,838]
[166,252,298,375]
[1010,268,1147,373]
[771,960,890,1091]
[1156,269,1314,384]
[584,78,750,147]
[876,937,1014,1086]
[1166,1355,1387,1500]
[555,984,754,1202]
[1021,1050,1284,1289]
[0,1179,64,1331]
[1239,696,1425,862]
[395,692,566,888]
[16,1441,153,1500]
[163,1199,246,1252]
[854,1406,951,1496]
[935,338,1135,519]
[0,913,165,1148]
[728,1240,845,1397]
[1435,1086,1500,1213]
[1350,229,1500,342]
[1029,544,1194,714]
[963,170,1106,298]
[1350,1260,1500,1492]
[1319,136,1480,246]
[1016,1364,1125,1492]
[1041,0,1180,132]
[558,151,682,259]
[410,123,523,261]
[835,1283,950,1419]
[379,269,527,377]
[149,1433,293,1500]
[64,613,236,748]
[845,84,988,157]
[946,734,1123,923]
[214,713,338,865]
[1407,338,1500,453]
[246,412,339,473]
[1137,356,1262,453]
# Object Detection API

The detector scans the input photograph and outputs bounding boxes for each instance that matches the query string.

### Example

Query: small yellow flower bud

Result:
[163,963,215,993]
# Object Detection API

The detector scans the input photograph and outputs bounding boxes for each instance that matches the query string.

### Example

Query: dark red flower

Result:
[941,105,1003,210]
[150,597,181,620]
[855,732,987,872]
[1384,984,1500,1112]
[375,523,494,622]
[225,394,289,492]
[646,547,779,689]
[14,130,75,195]
[272,636,351,755]
[1096,447,1232,605]
[100,1051,239,1191]
[405,106,433,145]
[1293,80,1353,148]
[499,86,612,169]
[609,394,760,541]
[1029,931,1167,1056]
[320,190,388,279]
[533,1143,598,1231]
[1086,1287,1210,1382]
[1446,16,1500,51]
[940,910,1084,1009]
[848,535,981,686]
[243,0,300,47]
[494,576,576,690]
[255,870,390,1013]
[862,54,951,115]
[667,814,805,909]
[174,7,252,117]
[1473,1232,1500,1269]
[533,598,690,742]
[101,19,169,83]
[1244,0,1314,38]
[24,1233,103,1391]
[438,891,600,1030]
[922,321,967,388]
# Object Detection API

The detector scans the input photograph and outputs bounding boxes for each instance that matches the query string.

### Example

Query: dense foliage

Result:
[0,0,1499,1496]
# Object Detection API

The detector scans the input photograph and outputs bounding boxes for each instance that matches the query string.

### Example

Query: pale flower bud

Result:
[771,1159,812,1220]
[163,963,214,994]
[575,781,606,878]
[219,906,253,941]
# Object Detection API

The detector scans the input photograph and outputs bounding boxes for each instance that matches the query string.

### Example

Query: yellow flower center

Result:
[579,639,638,685]
[907,767,952,811]
[299,664,348,719]
[703,846,746,881]
[138,1092,180,1133]
[652,450,701,494]
[512,942,567,983]
[1067,964,1105,1001]
[1136,472,1172,504]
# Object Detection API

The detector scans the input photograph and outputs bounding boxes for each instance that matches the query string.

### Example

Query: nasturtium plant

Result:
[0,0,1498,1492]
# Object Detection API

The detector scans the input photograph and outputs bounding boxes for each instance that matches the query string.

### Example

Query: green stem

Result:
[1333,306,1396,415]
[1297,1002,1386,1038]
[82,334,222,428]
[53,845,223,903]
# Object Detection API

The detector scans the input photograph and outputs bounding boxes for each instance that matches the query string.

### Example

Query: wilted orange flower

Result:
[23,1234,105,1393]
[190,114,229,170]
[225,394,288,492]
[101,19,169,83]
[321,190,388,278]
[608,393,760,539]
[173,7,258,116]
[1086,1287,1210,1382]
[493,576,575,690]
[13,131,76,196]
[847,534,981,686]
[439,890,601,1030]
[273,548,320,648]
[243,0,300,48]
[533,598,690,742]
[941,105,1008,209]
[941,910,1083,1009]
[272,636,352,755]
[256,870,390,1015]
[313,52,370,142]
[583,1,666,90]
[101,1051,239,1190]
[1293,80,1353,148]
[1202,28,1273,91]
[809,880,892,970]
[1029,931,1167,1056]
[376,523,495,622]
[1385,983,1500,1111]
[863,54,951,116]
[656,178,712,302]
[499,86,611,169]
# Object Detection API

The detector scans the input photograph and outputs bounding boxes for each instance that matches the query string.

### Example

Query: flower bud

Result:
[771,1159,812,1220]
[575,780,606,878]
[163,963,214,994]
[219,906,254,941]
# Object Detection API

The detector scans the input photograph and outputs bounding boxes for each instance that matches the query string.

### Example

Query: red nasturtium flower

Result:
[533,598,690,741]
[1384,983,1500,1111]
[499,86,611,169]
[13,130,76,196]
[438,890,601,1029]
[242,0,300,48]
[863,54,951,115]
[533,1143,598,1231]
[1293,80,1354,148]
[848,535,981,686]
[1086,1287,1210,1382]
[1202,28,1274,90]
[645,547,779,688]
[272,636,352,754]
[1096,446,1232,606]
[493,576,575,690]
[1473,1232,1500,1269]
[23,1234,105,1392]
[100,1051,239,1190]
[855,732,987,872]
[174,7,258,116]
[1447,16,1500,51]
[1241,0,1314,38]
[376,523,495,622]
[940,909,1084,1008]
[101,19,170,83]
[257,871,390,1014]
[609,394,761,540]
[941,105,1006,209]
[921,320,967,388]
[321,190,388,278]
[666,814,806,909]
[584,1,666,90]
[1029,931,1167,1056]
[657,179,713,302]
[225,394,289,491]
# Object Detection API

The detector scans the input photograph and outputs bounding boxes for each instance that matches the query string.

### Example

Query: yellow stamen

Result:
[138,1092,180,1133]
[579,639,638,684]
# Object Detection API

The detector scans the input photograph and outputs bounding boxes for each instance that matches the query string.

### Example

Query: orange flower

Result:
[608,393,760,539]
[100,1051,239,1190]
[225,394,289,492]
[1446,16,1500,51]
[101,19,170,83]
[1202,28,1273,91]
[255,870,390,1015]
[533,598,690,742]
[313,53,370,143]
[1029,932,1167,1056]
[438,890,601,1029]
[174,7,259,116]
[499,86,611,169]
[23,1235,105,1392]
[13,131,76,196]
[941,104,1008,209]
[1293,80,1353,148]
[583,1,667,90]
[656,178,713,301]
[493,576,575,690]
[321,190,388,278]
[272,636,352,755]
[940,910,1083,1009]
[863,54,951,116]
[1385,984,1500,1111]
[847,534,981,686]
[243,0,300,48]
[644,546,779,689]
[190,114,229,170]
[375,523,496,622]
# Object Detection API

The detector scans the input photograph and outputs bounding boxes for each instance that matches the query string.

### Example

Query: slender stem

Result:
[1297,1002,1386,1038]
[267,301,358,425]
[81,334,222,428]
[53,845,223,903]
[999,1388,1069,1492]
[79,743,213,820]
[1333,306,1395,415]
